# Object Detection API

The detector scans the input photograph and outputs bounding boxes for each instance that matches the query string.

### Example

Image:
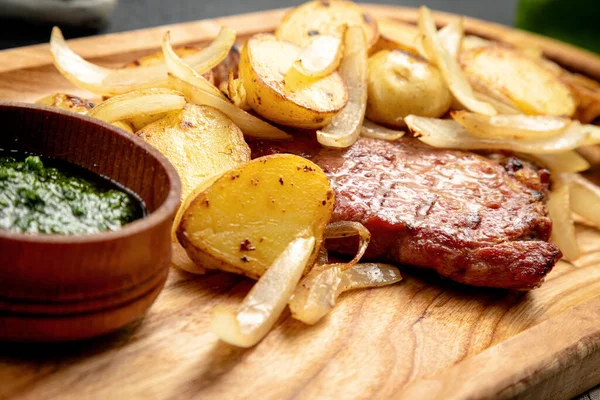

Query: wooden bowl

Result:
[0,102,181,342]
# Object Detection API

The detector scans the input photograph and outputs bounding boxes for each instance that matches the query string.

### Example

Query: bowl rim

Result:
[0,101,181,244]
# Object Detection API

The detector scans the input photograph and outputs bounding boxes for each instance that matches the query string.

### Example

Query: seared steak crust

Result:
[250,137,561,289]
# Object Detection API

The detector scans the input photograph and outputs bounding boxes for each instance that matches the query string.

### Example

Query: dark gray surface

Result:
[0,0,517,49]
[107,0,518,31]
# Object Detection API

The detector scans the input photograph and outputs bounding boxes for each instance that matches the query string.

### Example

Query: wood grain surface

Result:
[0,5,600,400]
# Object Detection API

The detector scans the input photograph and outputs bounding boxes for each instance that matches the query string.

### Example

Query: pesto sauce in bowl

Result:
[0,153,145,235]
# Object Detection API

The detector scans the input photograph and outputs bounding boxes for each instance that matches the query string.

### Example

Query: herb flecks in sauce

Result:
[0,155,143,235]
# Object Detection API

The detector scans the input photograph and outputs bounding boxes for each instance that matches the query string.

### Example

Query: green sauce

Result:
[0,153,145,235]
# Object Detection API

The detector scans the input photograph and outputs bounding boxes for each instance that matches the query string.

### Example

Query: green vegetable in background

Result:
[516,0,600,54]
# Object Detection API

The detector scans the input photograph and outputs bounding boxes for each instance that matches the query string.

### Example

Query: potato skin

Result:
[460,46,576,117]
[240,34,348,129]
[137,104,250,200]
[276,0,379,51]
[177,154,335,279]
[366,50,451,127]
[36,93,95,114]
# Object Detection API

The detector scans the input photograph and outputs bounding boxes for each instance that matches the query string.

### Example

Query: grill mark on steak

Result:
[249,137,561,290]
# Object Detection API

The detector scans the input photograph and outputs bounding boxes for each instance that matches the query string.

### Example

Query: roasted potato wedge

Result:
[171,174,227,274]
[137,104,250,199]
[36,93,95,114]
[239,34,348,129]
[460,46,576,116]
[123,46,215,84]
[560,72,600,124]
[177,154,335,279]
[530,57,600,123]
[127,113,168,132]
[371,18,420,55]
[366,50,451,127]
[275,0,379,51]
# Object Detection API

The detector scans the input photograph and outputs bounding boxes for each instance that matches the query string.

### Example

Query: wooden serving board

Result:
[1,6,600,400]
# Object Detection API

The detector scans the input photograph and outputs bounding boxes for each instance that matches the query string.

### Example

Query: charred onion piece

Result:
[317,25,368,148]
[291,221,400,325]
[162,33,289,139]
[451,111,571,140]
[323,221,371,270]
[290,263,401,325]
[211,236,315,347]
[418,7,496,116]
[50,26,235,96]
[168,75,290,139]
[292,34,344,79]
[547,174,580,261]
[162,31,227,99]
[437,18,463,60]
[569,174,600,227]
[226,71,250,110]
[360,120,405,141]
[523,152,590,174]
[86,88,186,123]
[405,115,597,154]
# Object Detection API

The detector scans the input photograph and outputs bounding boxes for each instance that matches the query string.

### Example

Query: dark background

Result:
[0,0,517,50]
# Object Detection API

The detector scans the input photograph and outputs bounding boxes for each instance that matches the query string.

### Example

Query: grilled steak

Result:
[250,137,561,290]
